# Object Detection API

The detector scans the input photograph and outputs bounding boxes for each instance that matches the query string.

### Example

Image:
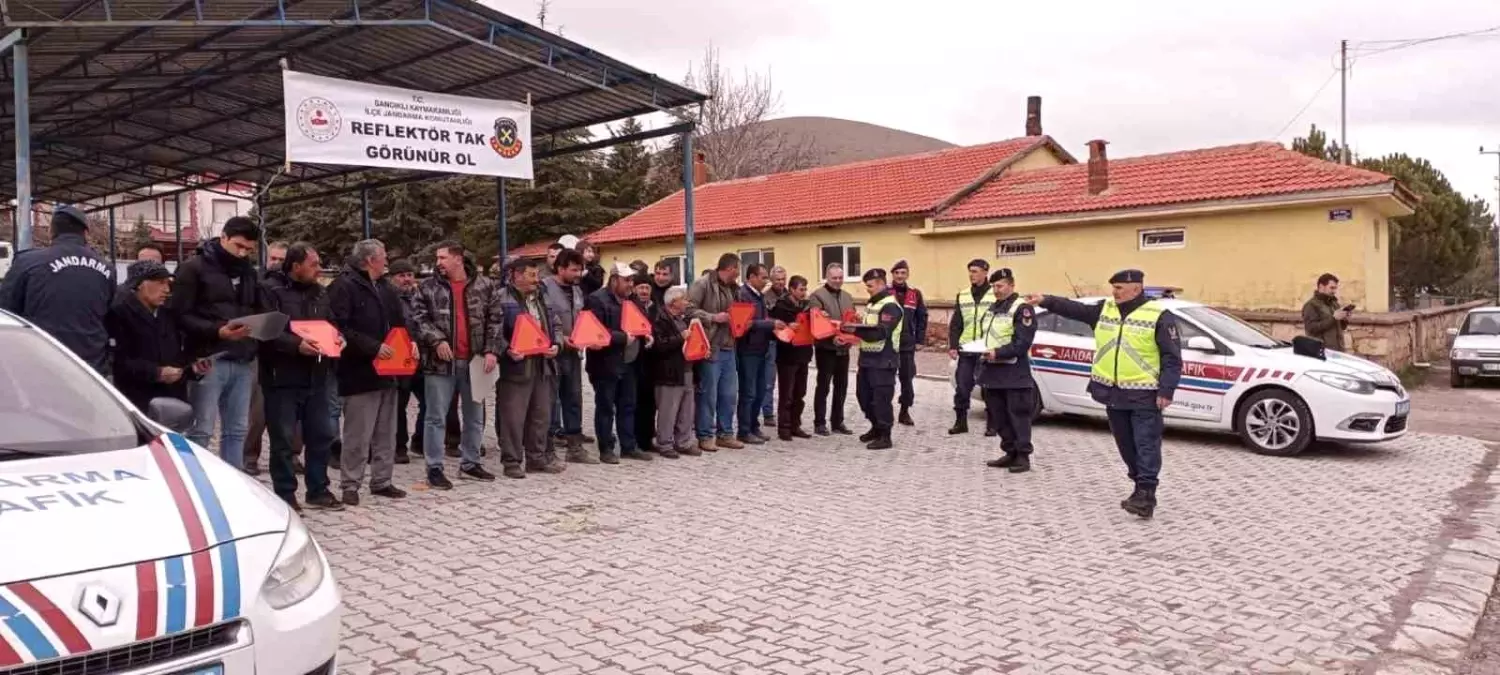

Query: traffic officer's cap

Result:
[967,258,990,272]
[989,268,1014,284]
[891,259,909,272]
[1109,269,1146,284]
[862,268,887,283]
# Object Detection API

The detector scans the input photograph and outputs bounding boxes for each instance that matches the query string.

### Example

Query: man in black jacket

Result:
[260,243,343,512]
[977,268,1037,473]
[389,259,425,464]
[889,260,928,426]
[842,268,904,450]
[169,216,265,470]
[769,276,814,441]
[584,262,652,464]
[106,261,206,410]
[329,239,409,506]
[0,205,114,372]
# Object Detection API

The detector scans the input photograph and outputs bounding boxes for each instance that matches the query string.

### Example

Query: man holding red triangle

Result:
[494,258,565,479]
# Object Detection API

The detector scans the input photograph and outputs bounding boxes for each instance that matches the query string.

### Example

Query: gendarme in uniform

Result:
[947,258,997,437]
[976,268,1037,473]
[842,268,904,450]
[0,205,114,372]
[1034,269,1182,519]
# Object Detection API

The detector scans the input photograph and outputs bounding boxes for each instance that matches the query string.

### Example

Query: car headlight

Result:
[1453,348,1478,361]
[261,517,327,610]
[1307,370,1376,395]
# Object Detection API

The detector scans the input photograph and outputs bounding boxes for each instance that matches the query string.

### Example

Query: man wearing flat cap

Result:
[1025,268,1182,519]
[889,259,928,426]
[977,268,1037,473]
[947,258,999,438]
[840,268,904,450]
[0,204,114,372]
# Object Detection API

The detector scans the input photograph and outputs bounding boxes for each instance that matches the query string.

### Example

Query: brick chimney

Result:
[1025,96,1042,137]
[692,151,709,187]
[1086,140,1109,195]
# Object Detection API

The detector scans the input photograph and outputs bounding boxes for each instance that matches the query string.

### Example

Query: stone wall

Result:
[905,299,1491,370]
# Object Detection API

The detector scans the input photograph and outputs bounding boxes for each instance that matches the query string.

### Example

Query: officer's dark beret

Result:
[989,268,1014,284]
[862,268,887,283]
[1109,269,1145,284]
[53,204,90,229]
[967,258,990,272]
[891,259,909,272]
[388,259,416,276]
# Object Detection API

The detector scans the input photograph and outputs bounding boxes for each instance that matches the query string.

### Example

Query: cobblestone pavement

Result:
[296,376,1500,675]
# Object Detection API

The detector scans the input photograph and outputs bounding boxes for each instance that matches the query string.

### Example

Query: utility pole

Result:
[1340,39,1349,165]
[1481,146,1500,299]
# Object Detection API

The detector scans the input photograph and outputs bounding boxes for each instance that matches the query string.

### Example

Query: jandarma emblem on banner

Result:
[282,69,534,180]
[296,97,343,143]
[490,118,523,158]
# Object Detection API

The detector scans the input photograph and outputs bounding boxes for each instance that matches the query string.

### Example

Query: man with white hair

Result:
[761,265,788,425]
[328,239,410,505]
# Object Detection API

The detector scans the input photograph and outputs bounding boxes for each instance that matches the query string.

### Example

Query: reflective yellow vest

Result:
[956,287,997,344]
[981,296,1025,350]
[861,295,903,353]
[1091,300,1164,390]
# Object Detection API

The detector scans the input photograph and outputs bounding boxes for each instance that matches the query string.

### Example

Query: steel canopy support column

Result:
[682,132,695,278]
[497,178,507,263]
[108,206,117,283]
[12,32,32,251]
[360,187,371,239]
[174,195,182,262]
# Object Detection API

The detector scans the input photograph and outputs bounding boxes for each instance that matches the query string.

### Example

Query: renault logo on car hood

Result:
[77,585,122,627]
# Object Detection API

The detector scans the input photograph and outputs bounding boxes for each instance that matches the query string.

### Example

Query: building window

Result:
[1139,228,1186,250]
[819,243,861,278]
[211,199,239,226]
[119,200,155,224]
[739,248,775,270]
[658,254,687,286]
[996,237,1036,258]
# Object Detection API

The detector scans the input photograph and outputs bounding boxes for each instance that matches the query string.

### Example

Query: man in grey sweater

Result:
[809,263,856,436]
[541,248,595,462]
[686,253,739,451]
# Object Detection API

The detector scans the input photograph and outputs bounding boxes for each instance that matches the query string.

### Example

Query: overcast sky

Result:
[487,0,1500,209]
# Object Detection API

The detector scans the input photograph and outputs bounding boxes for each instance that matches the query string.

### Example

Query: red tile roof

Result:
[581,136,1052,245]
[936,142,1402,222]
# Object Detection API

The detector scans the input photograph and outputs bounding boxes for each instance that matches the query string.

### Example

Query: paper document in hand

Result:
[469,356,500,401]
[960,340,989,353]
[289,320,343,356]
[233,311,290,341]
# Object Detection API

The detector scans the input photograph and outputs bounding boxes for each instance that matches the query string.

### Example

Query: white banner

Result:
[282,70,534,180]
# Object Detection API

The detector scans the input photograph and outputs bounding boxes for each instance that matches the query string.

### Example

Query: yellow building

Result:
[526,107,1414,312]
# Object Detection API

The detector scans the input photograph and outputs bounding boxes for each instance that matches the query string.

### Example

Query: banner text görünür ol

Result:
[282,70,534,180]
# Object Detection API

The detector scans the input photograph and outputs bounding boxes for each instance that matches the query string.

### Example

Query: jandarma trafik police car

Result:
[1029,297,1410,456]
[0,310,341,675]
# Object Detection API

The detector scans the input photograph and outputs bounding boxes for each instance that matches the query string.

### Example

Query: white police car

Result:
[1031,297,1410,456]
[0,310,341,674]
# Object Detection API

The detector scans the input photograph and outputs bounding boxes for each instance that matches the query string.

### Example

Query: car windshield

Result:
[0,326,141,455]
[1175,306,1283,348]
[1461,312,1500,336]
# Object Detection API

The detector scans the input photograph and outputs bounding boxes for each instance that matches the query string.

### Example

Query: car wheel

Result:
[1236,389,1314,456]
[1451,371,1467,388]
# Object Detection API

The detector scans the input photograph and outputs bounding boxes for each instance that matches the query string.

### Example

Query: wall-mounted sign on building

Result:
[1328,208,1354,221]
[282,70,534,180]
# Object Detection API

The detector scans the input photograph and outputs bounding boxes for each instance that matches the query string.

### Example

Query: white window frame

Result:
[658,254,688,286]
[738,248,775,270]
[818,243,862,278]
[211,199,239,226]
[996,237,1037,258]
[1138,227,1186,250]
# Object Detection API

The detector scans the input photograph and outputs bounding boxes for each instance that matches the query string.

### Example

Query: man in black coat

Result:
[0,205,114,372]
[769,275,814,441]
[259,243,343,512]
[889,259,928,426]
[328,239,410,506]
[168,216,266,470]
[584,262,652,464]
[976,268,1038,474]
[106,261,206,410]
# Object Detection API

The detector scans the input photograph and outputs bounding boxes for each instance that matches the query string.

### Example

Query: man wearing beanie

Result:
[840,268,904,450]
[888,259,927,426]
[0,204,114,372]
[1025,269,1182,519]
[977,268,1037,474]
[946,258,997,437]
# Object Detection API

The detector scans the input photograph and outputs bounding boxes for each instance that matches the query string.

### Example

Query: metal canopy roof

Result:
[0,0,707,206]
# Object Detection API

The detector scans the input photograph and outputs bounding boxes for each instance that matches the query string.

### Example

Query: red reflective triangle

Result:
[511,313,552,356]
[374,327,417,376]
[683,319,711,361]
[571,310,611,349]
[622,300,653,337]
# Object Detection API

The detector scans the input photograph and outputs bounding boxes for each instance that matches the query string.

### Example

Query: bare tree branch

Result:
[685,45,819,181]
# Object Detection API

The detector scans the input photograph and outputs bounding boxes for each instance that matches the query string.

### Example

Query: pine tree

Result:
[598,117,654,214]
[486,130,617,250]
[129,215,154,256]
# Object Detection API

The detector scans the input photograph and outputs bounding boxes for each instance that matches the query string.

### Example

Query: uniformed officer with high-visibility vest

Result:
[977,268,1037,473]
[1024,269,1182,518]
[947,258,997,437]
[841,268,904,450]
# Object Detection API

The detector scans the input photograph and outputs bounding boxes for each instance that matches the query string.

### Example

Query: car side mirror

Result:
[146,397,195,433]
[1184,336,1216,352]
